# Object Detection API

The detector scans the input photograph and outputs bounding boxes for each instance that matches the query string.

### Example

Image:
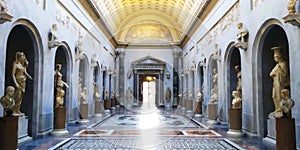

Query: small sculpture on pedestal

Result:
[80,87,88,104]
[48,24,60,48]
[232,91,242,109]
[54,64,69,108]
[234,22,248,50]
[0,86,15,117]
[278,89,294,118]
[126,87,133,104]
[269,46,290,117]
[0,0,13,24]
[12,52,32,116]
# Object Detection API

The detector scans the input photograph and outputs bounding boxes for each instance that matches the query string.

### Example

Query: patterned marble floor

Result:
[50,109,242,149]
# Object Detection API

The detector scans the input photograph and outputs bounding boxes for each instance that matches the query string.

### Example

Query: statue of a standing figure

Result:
[210,68,218,104]
[126,87,133,103]
[54,64,69,108]
[12,52,32,116]
[166,87,171,103]
[80,87,88,104]
[0,86,15,117]
[270,47,290,117]
[93,82,101,101]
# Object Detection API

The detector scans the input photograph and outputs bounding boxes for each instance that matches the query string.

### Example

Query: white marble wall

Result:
[183,0,300,148]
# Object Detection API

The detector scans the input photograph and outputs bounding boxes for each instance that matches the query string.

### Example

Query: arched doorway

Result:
[255,21,289,137]
[224,43,241,122]
[5,20,43,137]
[54,44,72,123]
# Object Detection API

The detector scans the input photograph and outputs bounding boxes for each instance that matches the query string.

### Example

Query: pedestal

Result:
[51,107,68,136]
[94,100,102,116]
[0,117,18,150]
[207,103,218,124]
[78,103,89,123]
[195,101,203,117]
[18,116,32,144]
[276,118,296,150]
[227,109,244,137]
[104,99,111,110]
[267,117,276,139]
[111,98,116,108]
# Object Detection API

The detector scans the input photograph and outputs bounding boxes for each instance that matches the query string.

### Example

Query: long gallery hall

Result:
[0,0,299,149]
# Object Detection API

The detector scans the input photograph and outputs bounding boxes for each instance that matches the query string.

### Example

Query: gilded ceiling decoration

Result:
[86,0,213,45]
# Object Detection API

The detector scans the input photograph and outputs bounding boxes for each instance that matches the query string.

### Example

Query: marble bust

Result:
[80,87,88,104]
[232,90,242,109]
[0,86,15,117]
[278,89,294,118]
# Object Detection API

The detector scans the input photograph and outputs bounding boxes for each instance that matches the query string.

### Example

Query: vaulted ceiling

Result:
[81,0,216,47]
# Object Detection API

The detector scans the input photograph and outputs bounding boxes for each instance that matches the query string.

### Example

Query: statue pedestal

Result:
[78,103,89,124]
[94,100,102,116]
[195,101,203,117]
[276,118,296,150]
[104,100,111,110]
[165,102,171,110]
[267,117,276,139]
[207,103,218,124]
[18,116,32,144]
[186,100,194,115]
[51,107,68,136]
[111,98,116,108]
[0,117,18,149]
[227,109,244,137]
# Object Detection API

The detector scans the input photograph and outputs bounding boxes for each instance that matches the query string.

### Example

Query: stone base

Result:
[105,109,111,114]
[207,120,219,124]
[194,114,203,117]
[80,103,88,119]
[18,116,32,144]
[181,107,187,114]
[111,107,116,114]
[207,103,218,120]
[94,100,102,114]
[94,113,102,117]
[165,103,171,109]
[276,118,296,150]
[0,117,18,149]
[227,129,245,137]
[186,110,194,116]
[51,129,69,136]
[195,101,202,115]
[77,119,89,124]
[267,117,276,139]
[54,107,66,129]
[229,109,242,131]
[104,100,111,110]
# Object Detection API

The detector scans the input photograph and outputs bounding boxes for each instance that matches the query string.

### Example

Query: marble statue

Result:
[0,86,15,117]
[0,0,7,12]
[210,89,218,104]
[232,90,242,109]
[166,87,171,102]
[105,90,109,100]
[54,64,69,108]
[91,54,97,68]
[269,47,290,116]
[75,41,83,61]
[236,22,248,43]
[93,82,101,101]
[235,65,242,92]
[279,89,294,118]
[48,24,60,48]
[212,68,218,93]
[80,87,88,104]
[213,44,221,61]
[12,52,32,116]
[126,87,133,103]
[287,0,297,14]
[55,89,65,108]
[78,72,83,104]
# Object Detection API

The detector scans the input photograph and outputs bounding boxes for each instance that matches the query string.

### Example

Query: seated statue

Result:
[0,86,15,117]
[48,24,60,48]
[278,89,294,118]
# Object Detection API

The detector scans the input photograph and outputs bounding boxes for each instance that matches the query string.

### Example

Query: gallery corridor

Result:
[19,107,275,150]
